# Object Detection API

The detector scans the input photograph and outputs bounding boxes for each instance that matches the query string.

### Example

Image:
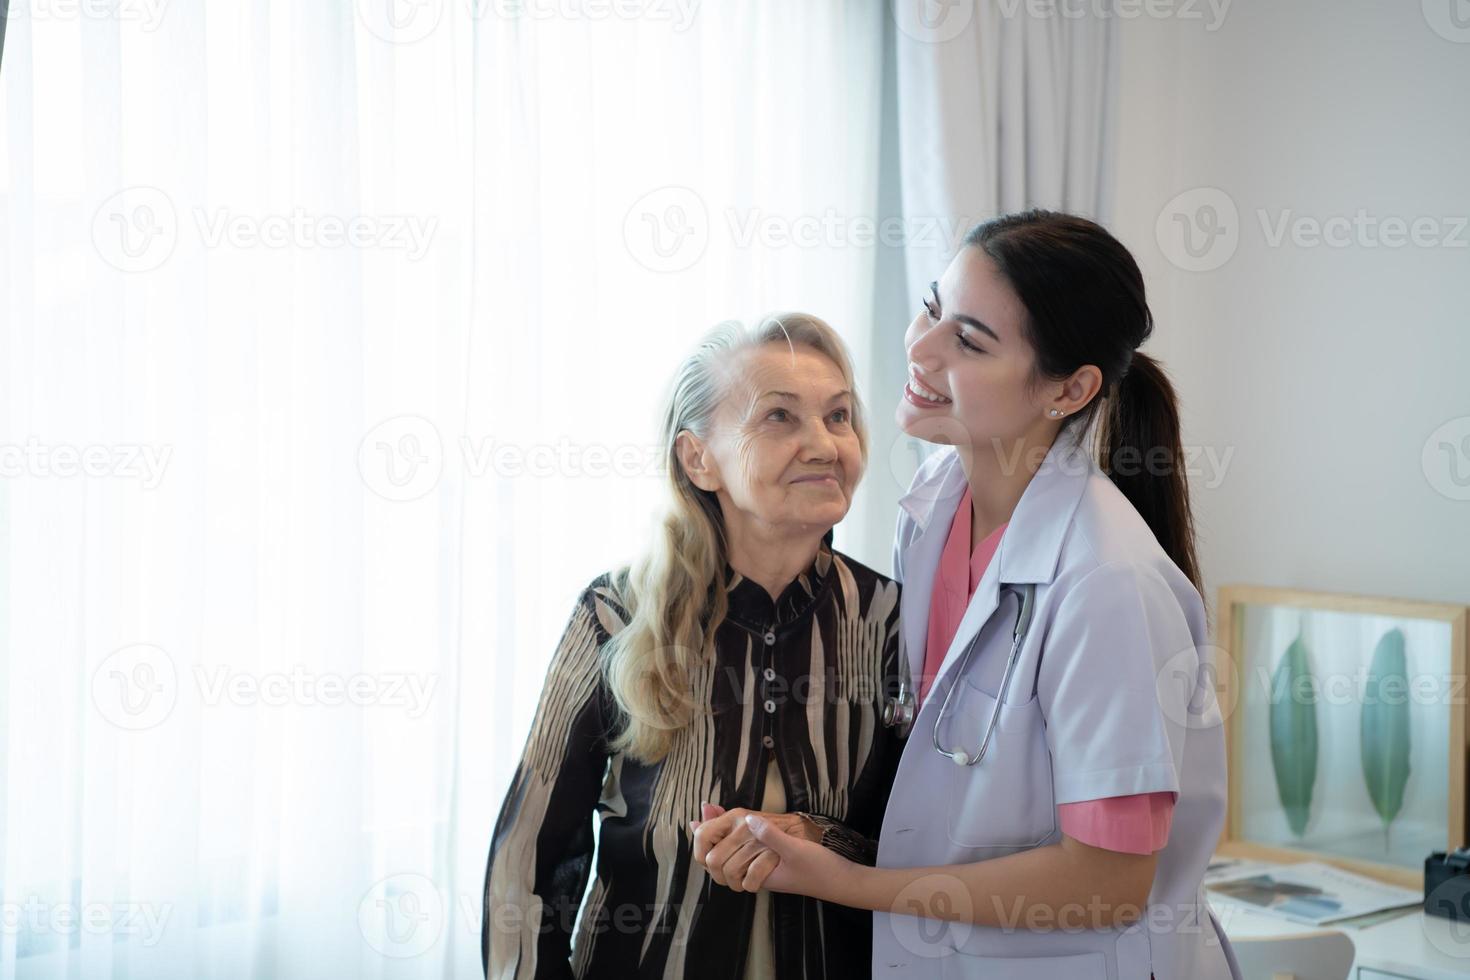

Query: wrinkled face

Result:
[680,343,864,537]
[896,246,1050,451]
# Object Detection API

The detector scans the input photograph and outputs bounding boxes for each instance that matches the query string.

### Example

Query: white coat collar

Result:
[895,426,1095,700]
[898,425,1093,587]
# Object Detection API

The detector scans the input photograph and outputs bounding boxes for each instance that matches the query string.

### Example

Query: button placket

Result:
[760,623,779,753]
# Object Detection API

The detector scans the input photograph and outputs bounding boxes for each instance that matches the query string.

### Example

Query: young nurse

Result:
[693,211,1242,979]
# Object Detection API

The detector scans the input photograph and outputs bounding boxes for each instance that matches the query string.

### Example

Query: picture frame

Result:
[1214,585,1469,889]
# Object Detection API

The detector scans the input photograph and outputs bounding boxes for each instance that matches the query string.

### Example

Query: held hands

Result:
[689,802,848,899]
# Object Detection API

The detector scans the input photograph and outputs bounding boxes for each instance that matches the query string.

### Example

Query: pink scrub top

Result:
[917,484,1174,856]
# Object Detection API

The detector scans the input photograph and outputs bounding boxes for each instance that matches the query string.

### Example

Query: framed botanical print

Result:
[1215,585,1469,888]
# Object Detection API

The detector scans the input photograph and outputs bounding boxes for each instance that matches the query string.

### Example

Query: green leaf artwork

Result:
[1269,633,1318,837]
[1361,628,1412,850]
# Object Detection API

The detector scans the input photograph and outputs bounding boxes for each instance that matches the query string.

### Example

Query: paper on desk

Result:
[1205,860,1423,927]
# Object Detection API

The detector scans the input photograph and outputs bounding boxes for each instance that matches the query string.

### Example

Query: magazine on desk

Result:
[1205,859,1424,927]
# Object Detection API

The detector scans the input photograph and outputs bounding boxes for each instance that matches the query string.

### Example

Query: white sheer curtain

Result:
[0,3,884,977]
[892,0,1118,294]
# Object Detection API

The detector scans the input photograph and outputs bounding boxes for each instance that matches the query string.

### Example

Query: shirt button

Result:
[763,630,776,646]
[762,667,776,682]
[762,735,775,748]
[764,699,777,714]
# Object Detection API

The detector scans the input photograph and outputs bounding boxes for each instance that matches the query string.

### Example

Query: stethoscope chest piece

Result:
[882,685,915,739]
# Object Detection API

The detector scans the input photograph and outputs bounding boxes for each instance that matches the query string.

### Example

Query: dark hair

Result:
[964,209,1201,592]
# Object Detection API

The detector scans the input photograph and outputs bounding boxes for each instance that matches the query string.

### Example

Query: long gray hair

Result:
[603,312,869,763]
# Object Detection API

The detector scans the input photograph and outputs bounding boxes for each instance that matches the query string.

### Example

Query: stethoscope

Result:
[881,582,1037,767]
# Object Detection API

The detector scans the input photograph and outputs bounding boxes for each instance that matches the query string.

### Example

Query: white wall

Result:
[1109,0,1470,616]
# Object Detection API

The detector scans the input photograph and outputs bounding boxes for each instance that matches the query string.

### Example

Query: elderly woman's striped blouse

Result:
[482,538,904,979]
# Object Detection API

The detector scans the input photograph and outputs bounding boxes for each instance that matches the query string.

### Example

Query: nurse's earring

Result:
[1049,409,1064,418]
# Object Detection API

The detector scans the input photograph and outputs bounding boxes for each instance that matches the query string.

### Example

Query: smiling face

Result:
[677,342,863,539]
[897,246,1062,452]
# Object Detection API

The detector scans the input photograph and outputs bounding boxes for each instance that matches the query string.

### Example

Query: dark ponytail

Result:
[1096,351,1200,591]
[965,210,1202,593]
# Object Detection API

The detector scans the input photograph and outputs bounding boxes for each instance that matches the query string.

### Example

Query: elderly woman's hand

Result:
[689,802,821,893]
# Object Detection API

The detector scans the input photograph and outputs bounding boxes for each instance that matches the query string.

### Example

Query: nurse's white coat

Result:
[874,430,1243,980]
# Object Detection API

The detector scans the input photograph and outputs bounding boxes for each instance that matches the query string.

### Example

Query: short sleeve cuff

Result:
[1058,791,1176,854]
[1053,762,1179,806]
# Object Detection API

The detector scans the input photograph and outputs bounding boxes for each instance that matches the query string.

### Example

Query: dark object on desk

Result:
[1424,848,1470,921]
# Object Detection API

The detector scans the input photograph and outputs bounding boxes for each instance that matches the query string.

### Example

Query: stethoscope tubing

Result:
[884,583,1037,768]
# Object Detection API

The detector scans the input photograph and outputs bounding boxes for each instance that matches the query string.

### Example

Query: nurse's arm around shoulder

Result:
[742,560,1192,930]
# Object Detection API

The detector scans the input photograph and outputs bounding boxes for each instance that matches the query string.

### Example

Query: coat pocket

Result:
[942,679,1057,851]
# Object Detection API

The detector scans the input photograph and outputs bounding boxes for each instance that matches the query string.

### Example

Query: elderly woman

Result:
[482,313,906,979]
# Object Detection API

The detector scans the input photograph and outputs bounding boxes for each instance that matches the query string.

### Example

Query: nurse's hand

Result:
[738,812,853,900]
[689,803,821,893]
